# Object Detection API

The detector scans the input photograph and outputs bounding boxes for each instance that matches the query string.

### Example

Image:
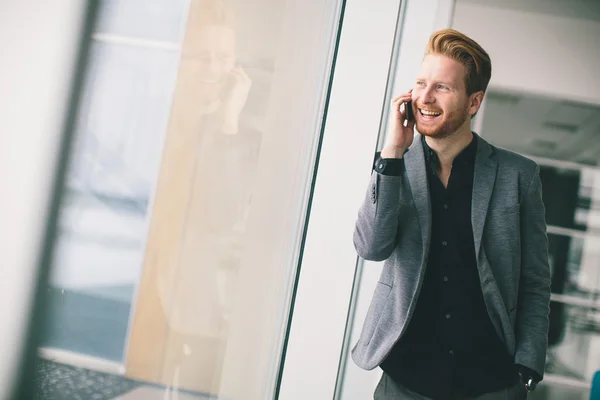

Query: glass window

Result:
[547,302,600,383]
[35,0,344,398]
[95,0,189,42]
[43,32,181,363]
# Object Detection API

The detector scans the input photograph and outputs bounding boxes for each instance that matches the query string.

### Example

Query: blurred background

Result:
[1,0,599,399]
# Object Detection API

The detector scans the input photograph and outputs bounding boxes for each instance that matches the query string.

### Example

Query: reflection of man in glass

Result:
[158,0,260,340]
[188,0,252,136]
[152,0,261,394]
[184,0,259,234]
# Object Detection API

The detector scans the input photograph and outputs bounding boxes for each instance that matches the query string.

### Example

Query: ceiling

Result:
[457,0,600,23]
[479,89,600,165]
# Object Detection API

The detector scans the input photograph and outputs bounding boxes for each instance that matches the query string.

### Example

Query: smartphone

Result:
[405,100,414,122]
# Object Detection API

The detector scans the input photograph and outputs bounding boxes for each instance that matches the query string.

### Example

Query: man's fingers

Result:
[232,66,250,80]
[391,93,412,103]
[391,97,412,118]
[391,98,412,109]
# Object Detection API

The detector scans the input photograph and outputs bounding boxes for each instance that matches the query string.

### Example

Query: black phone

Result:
[405,100,414,122]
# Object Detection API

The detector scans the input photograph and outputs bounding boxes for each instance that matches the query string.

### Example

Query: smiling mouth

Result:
[419,108,442,118]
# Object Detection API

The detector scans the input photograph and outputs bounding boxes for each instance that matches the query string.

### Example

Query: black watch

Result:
[519,373,538,392]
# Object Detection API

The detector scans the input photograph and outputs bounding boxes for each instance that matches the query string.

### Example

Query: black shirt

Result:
[376,134,520,399]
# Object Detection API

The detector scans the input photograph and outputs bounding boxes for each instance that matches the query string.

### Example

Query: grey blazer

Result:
[351,134,551,379]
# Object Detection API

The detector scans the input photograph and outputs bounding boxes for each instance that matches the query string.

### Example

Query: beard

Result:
[417,105,469,139]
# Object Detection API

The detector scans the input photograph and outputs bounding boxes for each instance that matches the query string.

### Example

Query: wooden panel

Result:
[125,0,244,392]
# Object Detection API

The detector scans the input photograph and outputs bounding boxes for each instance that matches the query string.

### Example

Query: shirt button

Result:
[443,204,449,210]
[442,241,448,246]
[449,349,455,355]
[443,276,449,282]
[445,313,451,319]
[379,164,383,169]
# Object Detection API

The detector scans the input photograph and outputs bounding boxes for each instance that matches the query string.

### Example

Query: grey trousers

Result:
[374,373,528,400]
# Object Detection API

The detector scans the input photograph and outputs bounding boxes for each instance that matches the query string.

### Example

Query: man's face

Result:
[411,54,480,139]
[189,24,237,100]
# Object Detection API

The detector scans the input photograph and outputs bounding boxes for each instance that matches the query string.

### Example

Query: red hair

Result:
[425,29,492,95]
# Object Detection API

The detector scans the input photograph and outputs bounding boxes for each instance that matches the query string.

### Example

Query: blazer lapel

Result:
[471,135,498,260]
[404,137,431,257]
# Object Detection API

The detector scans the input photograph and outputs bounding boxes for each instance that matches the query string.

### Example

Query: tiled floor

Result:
[34,358,138,400]
[34,359,216,400]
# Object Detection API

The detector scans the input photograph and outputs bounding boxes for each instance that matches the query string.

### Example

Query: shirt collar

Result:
[421,133,477,169]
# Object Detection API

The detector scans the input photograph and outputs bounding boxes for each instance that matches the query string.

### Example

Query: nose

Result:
[420,85,436,104]
[207,58,222,74]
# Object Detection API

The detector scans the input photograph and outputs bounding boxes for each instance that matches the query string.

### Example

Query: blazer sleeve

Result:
[514,164,552,379]
[353,168,405,262]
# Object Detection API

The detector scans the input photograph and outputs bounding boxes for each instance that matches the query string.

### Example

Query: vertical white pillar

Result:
[0,1,88,397]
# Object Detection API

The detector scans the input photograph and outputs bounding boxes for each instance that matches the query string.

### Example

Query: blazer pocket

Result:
[361,282,392,345]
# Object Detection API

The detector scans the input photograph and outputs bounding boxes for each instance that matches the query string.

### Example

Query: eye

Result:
[416,81,426,87]
[437,84,448,90]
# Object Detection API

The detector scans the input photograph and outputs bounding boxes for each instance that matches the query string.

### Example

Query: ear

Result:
[468,91,484,117]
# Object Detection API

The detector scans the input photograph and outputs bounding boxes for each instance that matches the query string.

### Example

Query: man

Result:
[351,29,551,400]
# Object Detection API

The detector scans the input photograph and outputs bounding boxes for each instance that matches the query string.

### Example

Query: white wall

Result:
[389,0,456,100]
[276,0,402,398]
[452,2,600,105]
[0,0,87,397]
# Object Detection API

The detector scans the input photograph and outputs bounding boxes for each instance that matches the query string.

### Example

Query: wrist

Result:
[221,120,239,135]
[518,372,538,392]
[381,146,406,159]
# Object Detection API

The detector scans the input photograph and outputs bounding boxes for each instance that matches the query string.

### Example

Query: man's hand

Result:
[381,90,415,159]
[220,66,252,135]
